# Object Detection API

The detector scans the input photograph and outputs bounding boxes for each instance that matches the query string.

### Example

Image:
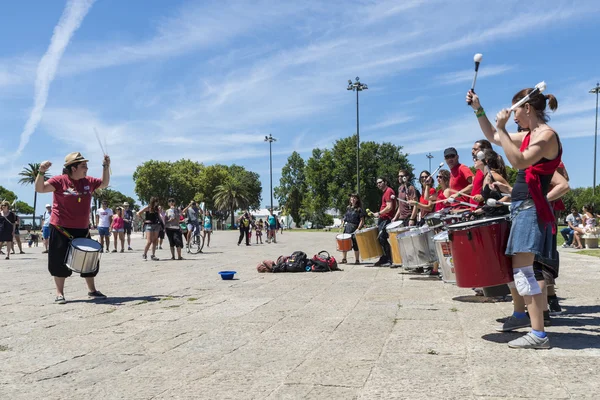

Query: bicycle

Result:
[187,224,204,254]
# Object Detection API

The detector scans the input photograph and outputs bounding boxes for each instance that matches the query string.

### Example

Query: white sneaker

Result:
[508,332,550,349]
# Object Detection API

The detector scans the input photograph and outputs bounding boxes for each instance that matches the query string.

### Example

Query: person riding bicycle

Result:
[183,201,202,244]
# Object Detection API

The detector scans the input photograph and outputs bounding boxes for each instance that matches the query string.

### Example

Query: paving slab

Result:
[1,230,599,399]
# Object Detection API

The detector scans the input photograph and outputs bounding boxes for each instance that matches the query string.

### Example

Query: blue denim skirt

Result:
[505,199,553,258]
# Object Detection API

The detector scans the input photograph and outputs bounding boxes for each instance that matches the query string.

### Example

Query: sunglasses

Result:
[419,176,429,180]
[376,181,383,184]
[445,155,456,159]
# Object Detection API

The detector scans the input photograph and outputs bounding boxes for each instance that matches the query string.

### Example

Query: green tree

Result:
[18,163,50,227]
[14,201,34,215]
[133,159,204,206]
[0,186,18,203]
[302,148,334,226]
[197,164,230,210]
[227,165,262,210]
[213,178,250,226]
[274,151,305,226]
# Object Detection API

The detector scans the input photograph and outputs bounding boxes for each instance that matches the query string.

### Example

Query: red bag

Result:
[310,251,340,272]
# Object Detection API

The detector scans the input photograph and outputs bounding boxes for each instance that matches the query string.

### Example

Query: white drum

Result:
[385,220,403,232]
[397,227,437,270]
[433,231,455,284]
[65,238,102,274]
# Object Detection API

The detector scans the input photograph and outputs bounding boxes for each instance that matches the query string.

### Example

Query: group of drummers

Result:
[340,87,568,349]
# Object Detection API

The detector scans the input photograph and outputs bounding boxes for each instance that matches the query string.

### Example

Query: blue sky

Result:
[2,0,600,214]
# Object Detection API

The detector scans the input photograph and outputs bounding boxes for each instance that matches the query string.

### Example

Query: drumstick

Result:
[94,127,112,175]
[510,81,546,111]
[448,188,476,200]
[486,198,511,207]
[467,53,483,105]
[447,198,478,208]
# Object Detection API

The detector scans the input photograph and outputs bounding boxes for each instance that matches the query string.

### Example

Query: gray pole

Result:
[591,83,600,196]
[356,89,360,195]
[264,134,277,211]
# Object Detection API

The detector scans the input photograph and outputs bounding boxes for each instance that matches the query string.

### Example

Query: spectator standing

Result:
[42,204,52,253]
[203,210,213,247]
[12,214,25,254]
[237,212,251,246]
[165,198,184,260]
[0,201,16,260]
[122,202,134,250]
[267,209,277,243]
[95,200,113,252]
[138,197,161,261]
[110,207,125,253]
[255,219,263,244]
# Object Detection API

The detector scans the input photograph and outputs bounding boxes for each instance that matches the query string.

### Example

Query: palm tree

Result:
[213,179,250,227]
[18,163,49,229]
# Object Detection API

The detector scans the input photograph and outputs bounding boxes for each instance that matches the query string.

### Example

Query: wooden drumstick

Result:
[448,188,476,200]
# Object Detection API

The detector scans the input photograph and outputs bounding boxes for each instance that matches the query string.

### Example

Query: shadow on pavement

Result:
[482,332,600,350]
[67,295,163,305]
[452,295,506,303]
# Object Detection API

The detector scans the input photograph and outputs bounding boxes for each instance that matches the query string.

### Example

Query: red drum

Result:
[447,216,513,288]
[336,233,353,252]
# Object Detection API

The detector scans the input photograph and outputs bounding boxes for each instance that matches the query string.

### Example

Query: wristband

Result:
[475,107,485,118]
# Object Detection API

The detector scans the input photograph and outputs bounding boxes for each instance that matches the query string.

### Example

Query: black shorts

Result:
[158,229,165,239]
[166,229,183,248]
[533,232,559,285]
[48,225,99,278]
[124,224,132,235]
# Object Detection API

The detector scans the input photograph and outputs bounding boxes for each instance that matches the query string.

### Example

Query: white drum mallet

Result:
[467,53,483,105]
[486,198,511,207]
[510,81,546,111]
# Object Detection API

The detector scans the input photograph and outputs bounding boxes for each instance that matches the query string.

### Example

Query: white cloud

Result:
[436,65,515,86]
[15,0,96,157]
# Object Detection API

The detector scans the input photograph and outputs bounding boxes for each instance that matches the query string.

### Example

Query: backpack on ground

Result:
[271,251,308,273]
[310,251,340,272]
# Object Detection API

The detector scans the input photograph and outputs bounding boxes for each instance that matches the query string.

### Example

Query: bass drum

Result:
[447,216,513,288]
[354,227,383,260]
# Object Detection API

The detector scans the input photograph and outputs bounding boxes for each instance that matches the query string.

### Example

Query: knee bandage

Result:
[513,266,541,296]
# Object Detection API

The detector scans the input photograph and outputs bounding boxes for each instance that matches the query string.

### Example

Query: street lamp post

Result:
[590,83,600,196]
[426,153,434,172]
[347,77,368,195]
[264,134,277,212]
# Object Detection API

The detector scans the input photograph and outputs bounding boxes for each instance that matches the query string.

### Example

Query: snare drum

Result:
[424,213,443,228]
[354,227,383,260]
[397,227,437,270]
[336,233,353,252]
[385,220,403,232]
[65,238,102,274]
[433,231,455,284]
[387,226,410,265]
[447,216,513,288]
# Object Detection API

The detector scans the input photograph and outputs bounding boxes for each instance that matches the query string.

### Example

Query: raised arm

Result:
[466,91,526,147]
[35,161,56,193]
[99,155,111,189]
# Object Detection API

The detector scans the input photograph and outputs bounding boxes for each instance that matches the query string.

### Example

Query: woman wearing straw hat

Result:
[35,152,111,304]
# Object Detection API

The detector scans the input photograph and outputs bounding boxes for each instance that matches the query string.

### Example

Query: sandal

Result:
[340,259,347,264]
[354,260,360,265]
[178,257,184,260]
[151,255,159,261]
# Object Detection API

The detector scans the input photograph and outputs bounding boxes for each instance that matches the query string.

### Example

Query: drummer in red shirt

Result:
[444,147,474,206]
[35,152,111,304]
[372,177,397,267]
[470,140,493,206]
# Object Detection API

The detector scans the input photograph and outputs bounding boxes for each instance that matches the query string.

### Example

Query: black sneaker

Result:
[548,297,563,315]
[88,291,107,299]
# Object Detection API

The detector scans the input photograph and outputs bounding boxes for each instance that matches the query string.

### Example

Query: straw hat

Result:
[64,152,89,167]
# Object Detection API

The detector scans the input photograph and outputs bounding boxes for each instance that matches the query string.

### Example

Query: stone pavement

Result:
[1,230,599,400]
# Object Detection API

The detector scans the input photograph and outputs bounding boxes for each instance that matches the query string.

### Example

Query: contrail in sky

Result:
[15,0,95,157]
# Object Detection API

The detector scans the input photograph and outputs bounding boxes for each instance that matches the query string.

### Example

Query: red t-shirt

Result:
[435,189,447,212]
[450,164,474,205]
[48,175,103,229]
[470,169,484,205]
[420,188,436,218]
[379,186,397,220]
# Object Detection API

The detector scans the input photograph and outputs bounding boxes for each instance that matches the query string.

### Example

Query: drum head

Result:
[356,227,377,234]
[337,233,352,239]
[71,238,102,251]
[433,231,449,241]
[385,221,403,231]
[447,216,508,231]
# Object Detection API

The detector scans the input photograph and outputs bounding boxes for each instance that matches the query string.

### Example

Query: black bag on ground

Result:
[272,251,308,273]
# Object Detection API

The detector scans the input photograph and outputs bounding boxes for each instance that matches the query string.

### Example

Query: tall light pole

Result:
[426,153,434,172]
[264,134,277,212]
[590,83,600,196]
[347,77,368,195]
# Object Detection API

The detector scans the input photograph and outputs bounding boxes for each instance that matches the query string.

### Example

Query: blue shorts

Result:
[505,200,553,259]
[42,226,50,239]
[98,226,110,237]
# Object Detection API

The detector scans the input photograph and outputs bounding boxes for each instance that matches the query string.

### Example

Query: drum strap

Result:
[54,225,74,240]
